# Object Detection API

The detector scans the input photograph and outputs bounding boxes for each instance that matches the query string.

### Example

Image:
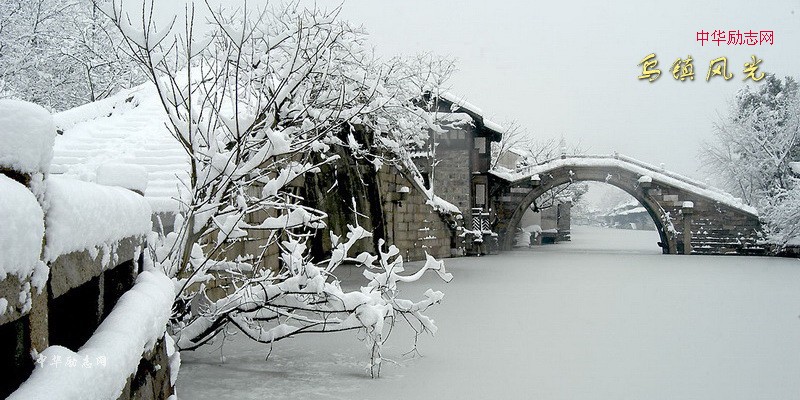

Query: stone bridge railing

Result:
[513,153,734,196]
[0,100,176,399]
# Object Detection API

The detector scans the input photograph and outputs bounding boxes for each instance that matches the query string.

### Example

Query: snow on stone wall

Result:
[43,176,153,262]
[0,176,47,292]
[9,270,174,400]
[0,100,56,174]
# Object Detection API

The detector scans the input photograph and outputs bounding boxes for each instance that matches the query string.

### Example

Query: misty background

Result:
[333,0,800,206]
[118,0,800,207]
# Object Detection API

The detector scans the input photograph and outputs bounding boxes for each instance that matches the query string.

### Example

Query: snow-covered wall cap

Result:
[96,163,149,193]
[43,176,152,262]
[0,99,56,174]
[0,175,45,285]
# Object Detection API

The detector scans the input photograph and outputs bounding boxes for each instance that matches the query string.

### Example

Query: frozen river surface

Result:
[178,226,800,399]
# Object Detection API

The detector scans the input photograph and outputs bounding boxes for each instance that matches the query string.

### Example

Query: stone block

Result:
[50,236,140,299]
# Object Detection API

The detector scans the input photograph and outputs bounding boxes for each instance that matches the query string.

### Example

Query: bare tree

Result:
[102,0,454,377]
[0,0,145,110]
[490,121,534,170]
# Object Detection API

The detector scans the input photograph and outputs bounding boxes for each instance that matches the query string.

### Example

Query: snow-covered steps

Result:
[51,83,189,213]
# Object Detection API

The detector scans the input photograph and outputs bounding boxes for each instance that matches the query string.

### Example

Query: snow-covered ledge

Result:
[44,176,152,298]
[9,270,175,400]
[0,99,165,398]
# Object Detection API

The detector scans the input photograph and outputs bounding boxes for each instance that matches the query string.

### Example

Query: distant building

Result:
[602,199,656,230]
[494,147,527,170]
[513,200,571,246]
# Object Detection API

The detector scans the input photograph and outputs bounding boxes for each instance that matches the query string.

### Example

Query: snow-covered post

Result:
[0,99,55,355]
[638,175,652,190]
[681,201,694,255]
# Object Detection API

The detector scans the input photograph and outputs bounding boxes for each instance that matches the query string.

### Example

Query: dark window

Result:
[421,172,431,189]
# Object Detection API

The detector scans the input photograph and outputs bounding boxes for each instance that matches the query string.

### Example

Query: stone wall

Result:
[378,168,456,261]
[119,337,174,400]
[303,156,458,262]
[430,136,472,214]
[0,174,174,398]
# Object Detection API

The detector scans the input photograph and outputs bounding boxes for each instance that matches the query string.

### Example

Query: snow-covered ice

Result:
[177,226,800,399]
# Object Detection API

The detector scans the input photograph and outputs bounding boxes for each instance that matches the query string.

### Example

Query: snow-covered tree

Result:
[704,75,800,248]
[101,0,453,377]
[0,0,145,110]
[490,121,534,170]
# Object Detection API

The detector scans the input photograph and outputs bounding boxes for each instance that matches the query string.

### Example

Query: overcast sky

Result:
[154,0,799,187]
[334,0,800,182]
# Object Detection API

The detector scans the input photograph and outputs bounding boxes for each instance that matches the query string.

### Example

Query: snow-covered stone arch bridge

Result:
[489,154,763,255]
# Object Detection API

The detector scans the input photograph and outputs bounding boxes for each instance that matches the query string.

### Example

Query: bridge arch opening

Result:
[568,183,664,252]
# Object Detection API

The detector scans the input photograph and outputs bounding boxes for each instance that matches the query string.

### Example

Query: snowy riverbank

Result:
[178,226,800,400]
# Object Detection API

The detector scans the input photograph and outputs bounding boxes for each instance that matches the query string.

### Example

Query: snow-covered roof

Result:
[611,206,648,216]
[437,92,504,139]
[483,118,504,134]
[490,154,757,216]
[51,84,188,213]
[507,147,528,157]
[440,92,484,115]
